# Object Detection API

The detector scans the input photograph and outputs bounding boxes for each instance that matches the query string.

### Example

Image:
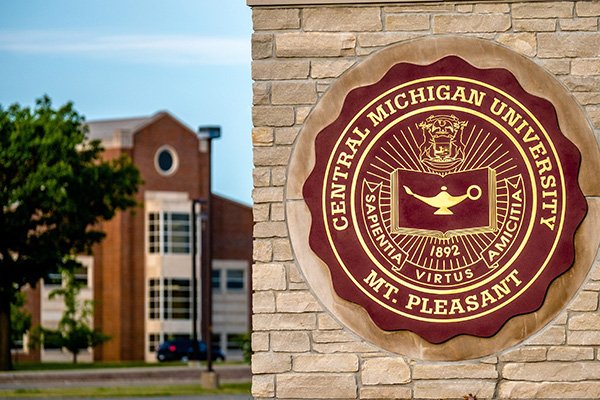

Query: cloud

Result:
[0,30,250,66]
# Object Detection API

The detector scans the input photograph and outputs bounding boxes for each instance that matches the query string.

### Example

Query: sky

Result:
[0,0,253,205]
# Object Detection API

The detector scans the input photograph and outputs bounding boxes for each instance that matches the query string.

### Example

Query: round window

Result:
[154,145,178,176]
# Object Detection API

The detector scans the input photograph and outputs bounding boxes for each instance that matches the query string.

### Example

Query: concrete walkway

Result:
[0,364,251,390]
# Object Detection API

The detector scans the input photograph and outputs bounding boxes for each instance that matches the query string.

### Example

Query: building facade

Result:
[22,111,252,363]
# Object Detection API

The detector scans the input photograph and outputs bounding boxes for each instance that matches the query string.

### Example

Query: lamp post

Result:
[197,126,220,383]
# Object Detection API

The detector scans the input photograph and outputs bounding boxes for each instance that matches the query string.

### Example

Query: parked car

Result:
[156,339,226,362]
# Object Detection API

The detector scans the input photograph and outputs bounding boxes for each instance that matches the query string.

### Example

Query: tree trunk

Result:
[73,351,78,364]
[0,296,13,370]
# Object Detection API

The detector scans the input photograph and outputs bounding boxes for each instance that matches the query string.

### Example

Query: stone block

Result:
[252,374,275,398]
[253,263,286,290]
[252,187,283,203]
[275,127,299,145]
[503,361,600,381]
[359,386,412,399]
[513,18,557,32]
[253,239,272,262]
[547,346,595,361]
[253,8,300,30]
[251,331,270,352]
[575,92,600,105]
[496,33,537,57]
[456,4,474,13]
[252,33,273,60]
[383,4,454,13]
[253,146,291,166]
[413,363,498,379]
[413,380,496,399]
[527,325,565,345]
[499,346,547,362]
[538,59,570,75]
[312,329,357,343]
[567,290,599,311]
[560,17,599,31]
[268,165,286,185]
[253,82,270,105]
[586,104,600,129]
[577,1,600,16]
[357,32,424,48]
[568,330,600,345]
[272,81,317,105]
[561,76,600,92]
[253,313,317,331]
[276,32,356,57]
[539,33,600,58]
[318,313,342,330]
[251,127,273,147]
[385,13,430,31]
[313,340,379,354]
[252,60,310,80]
[270,203,285,221]
[512,2,574,18]
[252,167,270,188]
[253,203,269,222]
[293,353,359,372]
[572,59,600,76]
[499,381,600,399]
[276,373,357,399]
[272,238,292,261]
[362,357,411,385]
[276,290,321,313]
[311,59,355,79]
[286,262,305,283]
[252,106,295,127]
[433,14,511,33]
[295,106,311,124]
[303,7,381,32]
[251,352,291,374]
[473,3,510,13]
[271,331,310,352]
[569,312,600,330]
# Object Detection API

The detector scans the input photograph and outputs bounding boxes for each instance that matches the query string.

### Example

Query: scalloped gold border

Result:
[285,36,600,360]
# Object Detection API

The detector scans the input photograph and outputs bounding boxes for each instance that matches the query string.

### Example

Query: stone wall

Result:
[250,2,600,399]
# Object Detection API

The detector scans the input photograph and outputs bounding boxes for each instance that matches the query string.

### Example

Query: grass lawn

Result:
[0,382,251,398]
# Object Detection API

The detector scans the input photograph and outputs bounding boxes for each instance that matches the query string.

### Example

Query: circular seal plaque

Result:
[295,39,589,354]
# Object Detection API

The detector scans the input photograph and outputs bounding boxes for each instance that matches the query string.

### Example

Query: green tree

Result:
[0,96,141,370]
[46,269,109,364]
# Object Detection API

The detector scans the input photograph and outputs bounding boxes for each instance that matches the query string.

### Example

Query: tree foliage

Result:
[31,269,109,364]
[0,96,141,369]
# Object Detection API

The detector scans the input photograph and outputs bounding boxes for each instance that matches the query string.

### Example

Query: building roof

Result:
[86,111,198,149]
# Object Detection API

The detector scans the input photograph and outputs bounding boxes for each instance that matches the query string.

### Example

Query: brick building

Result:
[22,111,252,362]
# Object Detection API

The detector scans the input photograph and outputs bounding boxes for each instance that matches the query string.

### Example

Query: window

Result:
[154,145,178,176]
[148,278,191,320]
[163,213,190,254]
[148,213,160,253]
[148,278,160,320]
[226,270,244,291]
[212,269,221,292]
[44,267,62,286]
[163,278,191,320]
[227,333,245,351]
[148,333,163,353]
[73,266,88,286]
[147,212,190,254]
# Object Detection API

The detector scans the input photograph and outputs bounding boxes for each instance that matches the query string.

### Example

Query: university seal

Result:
[303,56,587,343]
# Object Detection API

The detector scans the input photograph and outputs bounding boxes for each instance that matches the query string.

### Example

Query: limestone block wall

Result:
[250,1,600,399]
